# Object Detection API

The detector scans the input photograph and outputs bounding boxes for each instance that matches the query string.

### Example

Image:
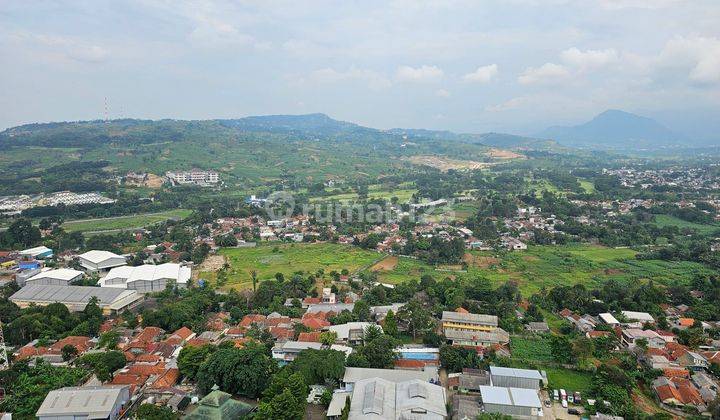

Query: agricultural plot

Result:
[213,243,383,289]
[510,336,555,363]
[369,244,718,296]
[653,214,720,235]
[61,209,192,233]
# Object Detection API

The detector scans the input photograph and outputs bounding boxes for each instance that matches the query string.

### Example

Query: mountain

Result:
[388,128,555,149]
[537,109,683,149]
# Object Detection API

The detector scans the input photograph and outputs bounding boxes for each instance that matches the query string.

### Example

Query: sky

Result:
[1,0,719,137]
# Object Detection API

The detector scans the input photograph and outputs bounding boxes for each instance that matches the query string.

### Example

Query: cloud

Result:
[560,47,619,70]
[657,36,720,84]
[10,32,108,64]
[435,89,451,97]
[485,96,531,112]
[462,64,498,83]
[395,65,444,82]
[518,63,569,85]
[309,67,392,90]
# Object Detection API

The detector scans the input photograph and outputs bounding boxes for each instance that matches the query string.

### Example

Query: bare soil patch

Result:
[194,255,226,279]
[405,155,489,172]
[485,148,524,159]
[371,256,399,271]
[463,253,500,268]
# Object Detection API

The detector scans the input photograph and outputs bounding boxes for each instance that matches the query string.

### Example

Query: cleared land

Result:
[62,209,192,233]
[405,155,489,171]
[370,244,718,295]
[210,243,383,289]
[653,214,720,235]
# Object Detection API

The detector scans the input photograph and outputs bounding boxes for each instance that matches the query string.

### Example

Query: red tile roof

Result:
[302,317,330,330]
[239,314,266,328]
[678,318,695,327]
[394,359,427,369]
[185,338,210,347]
[297,332,322,342]
[151,368,180,389]
[663,368,689,378]
[49,336,93,354]
[172,327,194,341]
[269,326,293,340]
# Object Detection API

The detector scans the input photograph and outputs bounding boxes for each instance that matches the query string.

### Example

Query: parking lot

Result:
[540,390,584,420]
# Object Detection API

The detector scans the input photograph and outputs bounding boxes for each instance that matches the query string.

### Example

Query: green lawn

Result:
[62,209,193,233]
[545,368,593,395]
[510,336,555,363]
[654,214,720,235]
[370,243,718,296]
[214,243,383,289]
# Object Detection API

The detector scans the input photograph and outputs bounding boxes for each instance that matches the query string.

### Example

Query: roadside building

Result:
[78,250,127,272]
[10,284,141,314]
[19,245,53,259]
[99,263,191,292]
[489,367,544,390]
[621,329,665,349]
[36,386,130,420]
[327,322,380,345]
[271,341,322,363]
[478,385,543,419]
[347,378,447,419]
[25,268,84,286]
[442,310,508,347]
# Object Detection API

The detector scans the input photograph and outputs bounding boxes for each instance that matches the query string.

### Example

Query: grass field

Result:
[653,214,720,235]
[62,209,193,233]
[370,244,718,295]
[310,184,417,203]
[510,336,555,363]
[212,243,383,289]
[545,368,593,394]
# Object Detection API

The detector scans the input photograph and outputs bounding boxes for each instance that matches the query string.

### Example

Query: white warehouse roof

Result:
[27,268,84,282]
[479,386,542,408]
[99,263,191,288]
[78,250,125,264]
[490,366,543,380]
[36,386,129,418]
[621,311,655,323]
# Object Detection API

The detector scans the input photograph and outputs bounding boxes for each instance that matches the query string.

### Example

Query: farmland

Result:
[61,209,193,233]
[371,244,718,295]
[653,214,720,235]
[210,243,383,289]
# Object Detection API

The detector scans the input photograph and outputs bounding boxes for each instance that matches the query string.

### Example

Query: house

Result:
[489,366,544,390]
[502,237,527,251]
[442,310,498,336]
[621,311,655,324]
[327,322,380,345]
[598,313,620,325]
[25,268,84,286]
[10,285,141,314]
[347,378,447,419]
[99,263,191,292]
[692,371,719,403]
[271,341,322,363]
[444,329,510,347]
[36,386,130,420]
[78,250,127,272]
[676,351,709,370]
[653,377,704,407]
[621,329,665,349]
[478,385,543,418]
[185,390,253,419]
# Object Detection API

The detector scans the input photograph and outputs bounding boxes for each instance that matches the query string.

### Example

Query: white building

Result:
[36,386,130,420]
[166,169,219,185]
[78,250,127,272]
[99,263,191,293]
[26,268,84,286]
[621,311,655,324]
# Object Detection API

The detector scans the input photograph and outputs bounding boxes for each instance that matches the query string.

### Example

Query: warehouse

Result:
[78,250,127,272]
[489,366,544,390]
[478,385,542,419]
[99,263,191,293]
[36,386,130,420]
[19,245,53,259]
[10,284,141,314]
[25,268,84,286]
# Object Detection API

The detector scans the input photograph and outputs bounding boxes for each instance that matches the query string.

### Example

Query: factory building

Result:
[99,263,191,293]
[36,386,130,420]
[78,250,127,272]
[489,366,545,390]
[25,268,84,286]
[478,385,543,419]
[10,284,141,314]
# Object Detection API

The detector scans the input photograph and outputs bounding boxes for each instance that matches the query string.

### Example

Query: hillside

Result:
[538,109,682,149]
[388,128,554,149]
[0,114,530,193]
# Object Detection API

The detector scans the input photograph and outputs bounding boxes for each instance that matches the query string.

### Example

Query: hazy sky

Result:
[1,0,719,135]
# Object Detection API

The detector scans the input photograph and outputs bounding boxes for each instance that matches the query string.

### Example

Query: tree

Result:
[178,344,215,381]
[550,335,573,364]
[256,389,303,420]
[197,343,277,397]
[352,300,371,322]
[61,344,78,361]
[135,403,179,420]
[288,349,345,386]
[348,334,398,369]
[251,270,258,293]
[439,345,481,373]
[7,218,41,247]
[383,310,399,337]
[261,370,308,419]
[397,300,434,340]
[319,331,338,346]
[75,351,126,382]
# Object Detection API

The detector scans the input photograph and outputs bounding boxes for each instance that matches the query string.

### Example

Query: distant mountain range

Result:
[537,109,684,149]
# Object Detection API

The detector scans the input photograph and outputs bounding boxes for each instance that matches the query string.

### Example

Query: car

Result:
[568,408,580,415]
[545,400,552,407]
[568,395,574,403]
[553,390,559,401]
[561,400,568,408]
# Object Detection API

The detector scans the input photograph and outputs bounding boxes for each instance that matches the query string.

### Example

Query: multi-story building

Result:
[166,169,219,185]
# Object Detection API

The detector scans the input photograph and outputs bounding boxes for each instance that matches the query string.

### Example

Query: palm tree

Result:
[251,270,258,292]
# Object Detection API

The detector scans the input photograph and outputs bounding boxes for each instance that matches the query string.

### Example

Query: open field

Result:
[368,244,718,295]
[62,209,193,233]
[404,155,490,171]
[310,186,417,203]
[210,243,383,289]
[653,214,720,235]
[510,336,555,363]
[545,368,593,395]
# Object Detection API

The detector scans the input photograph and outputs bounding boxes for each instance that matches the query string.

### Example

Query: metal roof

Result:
[442,311,498,325]
[28,268,83,281]
[36,386,128,418]
[100,263,190,286]
[343,367,437,384]
[11,284,137,306]
[479,386,541,408]
[78,250,125,264]
[490,366,543,380]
